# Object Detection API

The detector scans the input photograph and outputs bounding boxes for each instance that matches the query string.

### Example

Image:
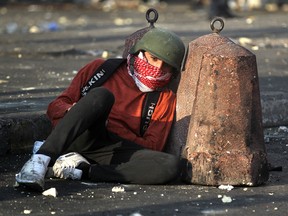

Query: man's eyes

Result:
[150,56,159,61]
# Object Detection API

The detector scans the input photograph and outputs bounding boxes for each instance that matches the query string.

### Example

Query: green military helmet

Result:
[129,27,185,72]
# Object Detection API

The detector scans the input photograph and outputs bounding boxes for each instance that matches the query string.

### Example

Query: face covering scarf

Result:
[127,52,172,92]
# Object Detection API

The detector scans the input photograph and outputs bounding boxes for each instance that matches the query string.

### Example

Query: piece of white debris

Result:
[112,186,125,193]
[218,185,234,191]
[81,182,98,186]
[238,37,253,46]
[42,187,57,197]
[23,209,32,214]
[278,126,288,132]
[201,209,228,214]
[102,50,109,59]
[221,195,233,203]
[129,213,143,216]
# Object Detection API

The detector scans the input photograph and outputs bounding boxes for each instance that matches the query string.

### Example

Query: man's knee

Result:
[88,87,115,106]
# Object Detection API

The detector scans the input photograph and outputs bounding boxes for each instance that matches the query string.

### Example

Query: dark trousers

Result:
[38,87,180,184]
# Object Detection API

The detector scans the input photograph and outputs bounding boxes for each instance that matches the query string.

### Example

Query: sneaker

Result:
[45,167,83,180]
[52,152,90,180]
[15,154,51,191]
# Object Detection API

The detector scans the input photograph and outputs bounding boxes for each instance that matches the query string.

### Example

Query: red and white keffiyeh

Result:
[127,52,172,92]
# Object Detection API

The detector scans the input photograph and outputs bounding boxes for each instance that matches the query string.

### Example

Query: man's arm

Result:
[46,59,105,127]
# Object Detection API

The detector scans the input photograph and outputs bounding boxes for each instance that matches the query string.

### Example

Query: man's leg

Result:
[84,141,180,185]
[38,87,114,162]
[16,87,114,190]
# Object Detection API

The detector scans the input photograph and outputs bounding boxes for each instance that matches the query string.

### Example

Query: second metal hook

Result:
[210,17,225,34]
[146,8,159,27]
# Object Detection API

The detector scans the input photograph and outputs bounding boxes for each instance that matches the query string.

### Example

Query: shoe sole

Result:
[18,182,44,192]
[16,179,44,192]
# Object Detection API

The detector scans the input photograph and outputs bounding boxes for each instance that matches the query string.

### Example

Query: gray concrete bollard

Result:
[171,19,269,186]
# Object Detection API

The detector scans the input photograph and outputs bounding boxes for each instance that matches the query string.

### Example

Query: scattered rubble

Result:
[42,187,58,197]
[23,209,32,214]
[264,126,288,143]
[112,186,125,193]
[218,185,234,191]
[221,195,233,203]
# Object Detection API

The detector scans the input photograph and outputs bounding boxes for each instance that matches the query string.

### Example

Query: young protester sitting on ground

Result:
[15,27,186,191]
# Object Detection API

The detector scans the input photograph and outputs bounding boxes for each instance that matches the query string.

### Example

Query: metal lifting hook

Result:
[210,17,225,34]
[146,8,159,27]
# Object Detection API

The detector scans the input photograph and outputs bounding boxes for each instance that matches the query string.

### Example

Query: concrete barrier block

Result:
[171,32,269,186]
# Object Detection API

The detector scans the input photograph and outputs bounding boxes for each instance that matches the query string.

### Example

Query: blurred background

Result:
[0,0,287,12]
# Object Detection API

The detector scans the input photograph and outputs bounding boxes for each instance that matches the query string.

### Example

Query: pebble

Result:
[112,186,125,193]
[42,187,58,197]
[221,195,233,203]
